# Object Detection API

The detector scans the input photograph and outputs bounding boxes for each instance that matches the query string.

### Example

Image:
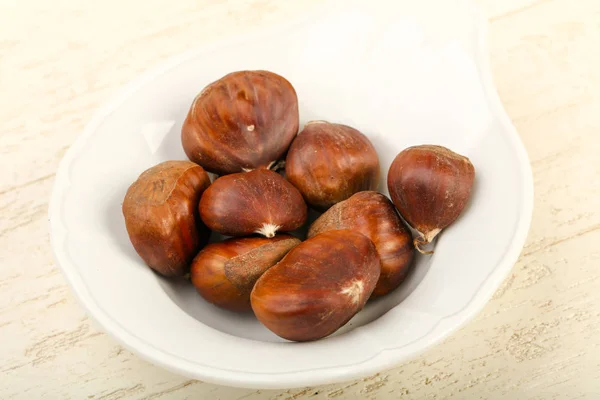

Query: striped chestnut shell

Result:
[309,191,414,297]
[191,235,300,312]
[199,169,307,238]
[122,161,211,277]
[285,121,380,211]
[182,70,299,176]
[251,230,380,342]
[387,145,475,254]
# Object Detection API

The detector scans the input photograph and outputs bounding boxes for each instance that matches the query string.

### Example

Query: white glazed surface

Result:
[48,0,533,389]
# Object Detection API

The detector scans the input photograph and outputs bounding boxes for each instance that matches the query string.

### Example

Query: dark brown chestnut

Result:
[387,145,475,254]
[285,121,381,211]
[251,230,381,342]
[122,161,211,277]
[199,169,307,238]
[181,70,299,176]
[308,191,414,297]
[191,235,300,312]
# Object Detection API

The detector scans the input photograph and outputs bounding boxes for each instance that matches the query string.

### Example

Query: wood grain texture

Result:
[1,0,600,398]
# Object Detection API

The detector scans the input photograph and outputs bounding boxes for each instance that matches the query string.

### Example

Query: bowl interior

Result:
[51,0,531,385]
[128,2,487,342]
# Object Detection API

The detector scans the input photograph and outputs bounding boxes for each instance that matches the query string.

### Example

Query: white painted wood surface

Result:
[1,0,599,398]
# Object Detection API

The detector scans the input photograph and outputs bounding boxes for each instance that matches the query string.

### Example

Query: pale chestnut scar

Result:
[340,279,365,305]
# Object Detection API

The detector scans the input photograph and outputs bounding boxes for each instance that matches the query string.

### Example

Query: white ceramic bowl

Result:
[49,0,533,389]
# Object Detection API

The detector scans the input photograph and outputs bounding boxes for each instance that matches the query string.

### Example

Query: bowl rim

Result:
[48,0,534,389]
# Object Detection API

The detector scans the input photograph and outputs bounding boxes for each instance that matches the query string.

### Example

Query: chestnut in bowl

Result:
[251,230,381,342]
[182,70,299,176]
[285,121,380,211]
[199,169,307,238]
[309,191,414,297]
[122,160,211,277]
[387,145,475,254]
[191,235,300,312]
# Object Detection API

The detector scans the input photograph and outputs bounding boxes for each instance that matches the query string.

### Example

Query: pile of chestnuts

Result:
[122,70,475,342]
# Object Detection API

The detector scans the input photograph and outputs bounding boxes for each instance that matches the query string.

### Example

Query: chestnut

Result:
[122,161,211,277]
[387,145,475,254]
[285,121,380,211]
[181,70,299,176]
[308,191,414,297]
[199,169,307,238]
[251,230,380,342]
[191,235,300,312]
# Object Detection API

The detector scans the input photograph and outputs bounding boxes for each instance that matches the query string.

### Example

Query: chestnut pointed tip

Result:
[414,230,440,255]
[267,160,286,171]
[425,228,441,243]
[255,223,281,238]
[414,238,434,255]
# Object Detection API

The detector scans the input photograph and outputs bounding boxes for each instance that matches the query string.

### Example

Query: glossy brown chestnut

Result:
[122,161,211,277]
[387,145,475,254]
[251,230,381,342]
[199,169,307,238]
[285,121,381,211]
[181,70,299,176]
[308,191,414,297]
[191,235,300,312]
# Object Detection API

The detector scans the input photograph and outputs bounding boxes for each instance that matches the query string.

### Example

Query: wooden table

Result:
[2,0,599,398]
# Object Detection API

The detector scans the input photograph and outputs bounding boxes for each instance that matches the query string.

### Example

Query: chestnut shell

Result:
[199,169,307,238]
[122,161,211,277]
[387,145,475,253]
[308,191,414,297]
[251,230,381,342]
[191,235,300,312]
[285,121,381,211]
[182,70,299,175]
